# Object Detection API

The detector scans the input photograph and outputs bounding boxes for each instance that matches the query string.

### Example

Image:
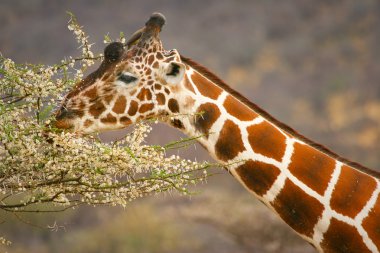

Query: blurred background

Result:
[1,0,380,252]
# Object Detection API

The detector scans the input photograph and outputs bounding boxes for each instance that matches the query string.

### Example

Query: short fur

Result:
[180,55,380,179]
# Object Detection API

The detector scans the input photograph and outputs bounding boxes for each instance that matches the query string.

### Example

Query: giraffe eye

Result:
[117,72,138,85]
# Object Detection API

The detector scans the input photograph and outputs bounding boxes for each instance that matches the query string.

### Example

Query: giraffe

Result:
[53,13,380,252]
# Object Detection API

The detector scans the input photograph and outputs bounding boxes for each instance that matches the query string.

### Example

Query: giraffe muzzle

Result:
[52,107,78,130]
[55,107,77,121]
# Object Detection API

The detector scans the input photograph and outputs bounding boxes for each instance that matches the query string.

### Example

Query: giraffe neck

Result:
[172,60,380,252]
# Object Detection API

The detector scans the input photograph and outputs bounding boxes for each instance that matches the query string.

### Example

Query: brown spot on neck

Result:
[272,179,324,237]
[321,218,371,252]
[362,193,380,248]
[288,143,336,195]
[194,103,221,138]
[215,119,245,161]
[247,121,287,162]
[224,95,258,121]
[191,71,222,100]
[236,160,281,196]
[168,98,179,113]
[330,165,377,218]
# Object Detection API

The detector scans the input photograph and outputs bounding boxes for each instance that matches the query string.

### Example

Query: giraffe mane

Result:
[180,55,380,179]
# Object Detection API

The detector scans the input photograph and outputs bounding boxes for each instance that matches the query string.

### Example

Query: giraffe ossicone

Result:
[54,13,380,253]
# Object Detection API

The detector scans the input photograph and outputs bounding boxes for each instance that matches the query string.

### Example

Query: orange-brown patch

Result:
[128,100,138,116]
[139,103,154,114]
[84,119,93,127]
[321,218,371,253]
[78,100,86,110]
[147,55,154,65]
[247,121,287,162]
[120,116,131,125]
[157,93,166,105]
[288,143,335,195]
[154,83,162,90]
[194,103,221,137]
[272,179,324,237]
[168,98,179,113]
[191,72,222,100]
[156,52,163,59]
[330,165,377,218]
[104,94,114,105]
[101,113,117,124]
[362,191,380,248]
[112,96,127,114]
[146,90,152,100]
[223,95,258,121]
[83,87,97,99]
[152,61,159,69]
[236,160,281,196]
[137,88,150,101]
[89,101,105,118]
[215,120,245,161]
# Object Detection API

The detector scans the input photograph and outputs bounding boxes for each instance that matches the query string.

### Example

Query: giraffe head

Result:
[54,13,187,133]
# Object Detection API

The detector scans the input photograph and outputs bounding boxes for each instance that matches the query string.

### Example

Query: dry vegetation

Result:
[0,12,211,250]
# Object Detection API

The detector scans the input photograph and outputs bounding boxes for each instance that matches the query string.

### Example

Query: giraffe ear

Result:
[163,62,185,85]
